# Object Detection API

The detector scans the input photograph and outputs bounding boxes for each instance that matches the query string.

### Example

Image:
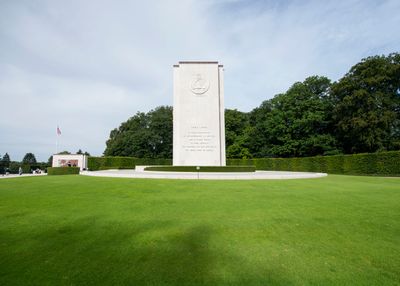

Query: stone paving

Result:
[81,169,327,180]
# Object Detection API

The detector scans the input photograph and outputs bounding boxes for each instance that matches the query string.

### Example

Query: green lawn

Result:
[0,175,399,285]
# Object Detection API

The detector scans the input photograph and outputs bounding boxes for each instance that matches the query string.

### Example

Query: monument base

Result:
[143,166,256,172]
[81,169,328,180]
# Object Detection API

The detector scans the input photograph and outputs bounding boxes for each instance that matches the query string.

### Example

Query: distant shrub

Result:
[47,167,80,175]
[88,157,172,171]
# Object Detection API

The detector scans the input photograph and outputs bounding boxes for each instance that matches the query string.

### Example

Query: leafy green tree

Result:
[248,76,339,157]
[104,106,173,158]
[48,156,53,166]
[226,141,252,158]
[225,109,252,158]
[2,153,10,167]
[9,162,21,174]
[225,109,249,146]
[77,149,83,154]
[331,53,400,153]
[22,153,37,164]
[58,151,71,155]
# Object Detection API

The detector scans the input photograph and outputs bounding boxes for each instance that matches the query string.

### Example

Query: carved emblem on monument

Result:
[190,74,210,95]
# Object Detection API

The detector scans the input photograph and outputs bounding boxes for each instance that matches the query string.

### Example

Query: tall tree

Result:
[2,153,10,167]
[104,106,173,158]
[22,153,37,164]
[225,109,252,158]
[331,53,400,153]
[248,76,339,157]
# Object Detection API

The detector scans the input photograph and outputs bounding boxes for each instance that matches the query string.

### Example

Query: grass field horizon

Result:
[1,175,399,285]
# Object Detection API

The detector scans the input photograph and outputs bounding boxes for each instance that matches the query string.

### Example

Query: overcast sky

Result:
[1,0,399,162]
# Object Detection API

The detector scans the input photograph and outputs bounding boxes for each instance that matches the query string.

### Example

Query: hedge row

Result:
[88,156,172,171]
[87,151,399,175]
[227,151,400,176]
[47,167,80,175]
[144,166,256,172]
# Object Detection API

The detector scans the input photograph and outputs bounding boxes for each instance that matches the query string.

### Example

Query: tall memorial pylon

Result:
[173,61,226,166]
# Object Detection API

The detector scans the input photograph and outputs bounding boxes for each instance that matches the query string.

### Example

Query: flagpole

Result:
[56,125,61,154]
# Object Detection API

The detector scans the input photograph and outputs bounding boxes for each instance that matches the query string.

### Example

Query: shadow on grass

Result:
[0,218,293,286]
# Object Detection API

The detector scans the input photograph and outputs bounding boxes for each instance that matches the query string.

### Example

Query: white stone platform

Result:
[81,169,327,180]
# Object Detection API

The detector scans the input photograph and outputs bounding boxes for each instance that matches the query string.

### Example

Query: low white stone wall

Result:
[134,165,149,172]
[81,169,328,180]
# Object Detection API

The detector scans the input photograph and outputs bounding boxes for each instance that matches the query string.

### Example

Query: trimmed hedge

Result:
[88,151,400,176]
[47,167,80,175]
[144,166,256,172]
[227,151,400,176]
[88,156,172,171]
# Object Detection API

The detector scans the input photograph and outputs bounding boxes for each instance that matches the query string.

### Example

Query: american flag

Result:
[57,126,62,136]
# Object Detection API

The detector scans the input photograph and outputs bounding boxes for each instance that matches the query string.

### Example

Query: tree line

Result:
[0,152,41,174]
[104,53,400,159]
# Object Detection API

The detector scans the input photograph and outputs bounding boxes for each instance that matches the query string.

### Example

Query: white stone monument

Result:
[52,154,88,171]
[173,61,226,166]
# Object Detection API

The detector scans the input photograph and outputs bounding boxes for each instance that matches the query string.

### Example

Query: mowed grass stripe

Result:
[0,175,399,285]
